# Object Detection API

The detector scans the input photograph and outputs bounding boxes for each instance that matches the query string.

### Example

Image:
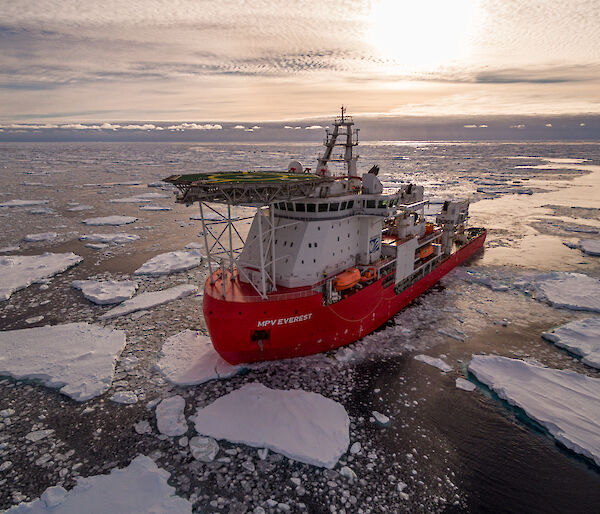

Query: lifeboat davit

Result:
[333,268,361,291]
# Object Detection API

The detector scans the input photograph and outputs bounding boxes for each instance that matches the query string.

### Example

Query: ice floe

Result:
[191,382,350,468]
[23,232,59,243]
[66,204,94,212]
[134,250,202,276]
[578,239,600,256]
[109,192,170,203]
[5,455,192,513]
[79,233,140,244]
[469,355,600,466]
[28,207,56,215]
[455,378,476,391]
[155,330,242,385]
[0,252,83,301]
[110,391,138,404]
[156,395,188,436]
[189,436,219,462]
[85,243,108,250]
[414,354,452,372]
[71,279,138,305]
[139,205,171,211]
[0,245,20,253]
[0,322,126,401]
[82,215,137,226]
[542,318,600,369]
[99,284,197,319]
[531,272,600,312]
[0,199,49,208]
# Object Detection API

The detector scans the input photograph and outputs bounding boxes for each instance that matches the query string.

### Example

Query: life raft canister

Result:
[333,267,361,291]
[360,266,376,283]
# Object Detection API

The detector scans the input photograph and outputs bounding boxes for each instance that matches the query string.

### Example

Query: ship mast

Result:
[317,106,359,177]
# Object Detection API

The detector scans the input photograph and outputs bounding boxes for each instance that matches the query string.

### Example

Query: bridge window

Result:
[366,200,376,209]
[378,200,388,208]
[307,203,316,212]
[340,201,347,210]
[318,203,328,213]
[278,202,286,210]
[296,203,305,212]
[330,202,339,211]
[347,200,354,209]
[286,202,294,211]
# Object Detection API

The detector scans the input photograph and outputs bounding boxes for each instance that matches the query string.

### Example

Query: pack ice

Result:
[0,322,126,401]
[5,455,192,513]
[469,355,600,467]
[192,383,350,468]
[532,272,600,312]
[99,284,197,319]
[71,280,138,305]
[578,239,600,256]
[109,192,170,203]
[0,199,48,208]
[414,354,452,372]
[79,233,140,244]
[0,252,83,301]
[134,250,202,276]
[82,216,137,226]
[542,318,600,369]
[23,233,59,242]
[155,330,242,385]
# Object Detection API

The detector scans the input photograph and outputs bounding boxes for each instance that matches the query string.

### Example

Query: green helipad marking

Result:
[165,171,322,185]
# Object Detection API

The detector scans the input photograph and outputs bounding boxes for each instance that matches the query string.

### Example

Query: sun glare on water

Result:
[367,0,481,72]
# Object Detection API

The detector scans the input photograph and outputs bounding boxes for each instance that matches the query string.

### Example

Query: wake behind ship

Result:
[165,109,486,364]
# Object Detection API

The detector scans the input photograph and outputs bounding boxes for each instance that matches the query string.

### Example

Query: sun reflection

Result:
[367,0,481,72]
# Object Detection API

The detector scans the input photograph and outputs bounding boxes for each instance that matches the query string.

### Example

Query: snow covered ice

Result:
[0,199,48,208]
[139,205,171,211]
[109,192,170,203]
[82,215,137,226]
[578,239,600,256]
[134,250,202,276]
[456,378,476,391]
[542,318,600,369]
[23,233,59,243]
[99,284,197,319]
[0,322,126,401]
[71,279,138,305]
[155,330,242,385]
[156,395,188,436]
[469,355,600,466]
[192,382,350,468]
[0,252,83,301]
[531,272,600,312]
[79,233,140,244]
[5,455,192,513]
[414,354,453,372]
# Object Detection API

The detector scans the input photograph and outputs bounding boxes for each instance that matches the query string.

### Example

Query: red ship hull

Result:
[204,231,486,364]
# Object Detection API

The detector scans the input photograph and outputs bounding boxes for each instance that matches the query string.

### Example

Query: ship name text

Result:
[257,313,313,328]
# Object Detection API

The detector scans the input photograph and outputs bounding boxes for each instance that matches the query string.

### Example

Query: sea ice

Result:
[184,242,203,250]
[0,322,126,401]
[542,318,600,369]
[155,330,242,385]
[29,207,56,215]
[71,280,138,305]
[5,455,192,513]
[99,284,197,319]
[189,436,219,462]
[414,354,453,372]
[134,250,202,276]
[469,355,600,466]
[79,233,140,244]
[109,192,169,203]
[82,215,137,226]
[139,205,171,211]
[372,411,391,426]
[191,382,350,468]
[156,395,188,436]
[0,252,83,301]
[110,391,138,404]
[84,243,108,250]
[0,199,48,208]
[67,204,94,212]
[23,232,59,242]
[0,245,20,253]
[455,378,476,391]
[531,272,600,312]
[578,239,600,256]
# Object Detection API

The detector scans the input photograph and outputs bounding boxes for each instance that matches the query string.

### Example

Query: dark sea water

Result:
[0,141,599,512]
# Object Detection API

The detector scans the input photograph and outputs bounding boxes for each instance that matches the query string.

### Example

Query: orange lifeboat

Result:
[333,268,361,291]
[425,223,435,235]
[419,245,434,259]
[360,266,376,283]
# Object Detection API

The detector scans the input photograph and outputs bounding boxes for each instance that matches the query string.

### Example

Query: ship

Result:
[165,108,486,364]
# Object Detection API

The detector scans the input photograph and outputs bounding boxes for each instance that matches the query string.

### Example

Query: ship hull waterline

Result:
[204,231,486,365]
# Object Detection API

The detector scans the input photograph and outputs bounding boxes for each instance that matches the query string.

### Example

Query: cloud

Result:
[59,123,101,129]
[479,124,488,128]
[305,125,323,130]
[233,125,245,129]
[463,124,477,128]
[100,122,121,130]
[580,122,586,126]
[166,123,222,130]
[284,125,293,129]
[251,125,260,130]
[510,124,526,129]
[545,123,552,127]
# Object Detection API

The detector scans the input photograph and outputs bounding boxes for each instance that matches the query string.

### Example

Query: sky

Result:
[1,0,599,138]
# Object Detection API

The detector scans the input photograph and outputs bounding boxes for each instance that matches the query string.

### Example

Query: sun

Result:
[366,0,481,72]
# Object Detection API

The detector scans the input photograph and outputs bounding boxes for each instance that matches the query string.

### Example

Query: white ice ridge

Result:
[99,284,197,319]
[414,354,452,372]
[578,239,600,256]
[79,233,140,244]
[0,252,83,301]
[23,232,59,242]
[155,330,242,385]
[82,215,137,226]
[71,280,138,305]
[109,192,170,203]
[468,355,600,467]
[532,272,600,312]
[0,199,48,208]
[542,318,600,369]
[5,455,192,513]
[134,250,202,276]
[0,322,126,401]
[192,383,350,468]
